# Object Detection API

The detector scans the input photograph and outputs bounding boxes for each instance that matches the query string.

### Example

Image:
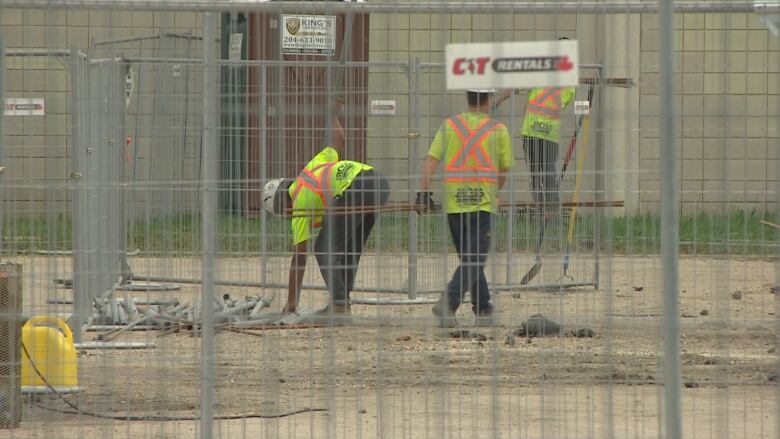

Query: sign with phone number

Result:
[281,14,336,56]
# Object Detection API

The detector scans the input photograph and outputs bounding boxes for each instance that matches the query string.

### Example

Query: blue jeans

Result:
[315,170,390,306]
[445,211,493,314]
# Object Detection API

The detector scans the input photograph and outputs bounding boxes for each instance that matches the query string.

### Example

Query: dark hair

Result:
[273,178,294,214]
[467,91,491,107]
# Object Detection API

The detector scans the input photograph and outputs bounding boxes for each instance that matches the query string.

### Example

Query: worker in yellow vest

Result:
[494,37,576,217]
[416,89,514,326]
[263,102,389,323]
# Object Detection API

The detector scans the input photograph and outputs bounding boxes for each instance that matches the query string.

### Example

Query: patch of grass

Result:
[1,210,776,256]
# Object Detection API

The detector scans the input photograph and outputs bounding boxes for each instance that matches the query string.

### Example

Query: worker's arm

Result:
[328,97,346,156]
[283,241,308,314]
[419,156,440,192]
[498,168,509,190]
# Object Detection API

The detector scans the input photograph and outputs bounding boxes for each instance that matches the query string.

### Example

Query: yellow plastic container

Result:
[21,316,78,388]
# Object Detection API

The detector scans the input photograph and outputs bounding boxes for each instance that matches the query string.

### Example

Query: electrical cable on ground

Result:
[21,342,327,421]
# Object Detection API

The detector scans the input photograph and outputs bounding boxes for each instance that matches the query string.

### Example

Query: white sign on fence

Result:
[445,40,579,90]
[229,33,243,60]
[574,100,590,115]
[281,14,337,56]
[370,100,396,116]
[4,98,45,116]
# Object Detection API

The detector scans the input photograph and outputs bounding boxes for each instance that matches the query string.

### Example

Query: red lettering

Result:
[453,58,466,75]
[475,57,490,74]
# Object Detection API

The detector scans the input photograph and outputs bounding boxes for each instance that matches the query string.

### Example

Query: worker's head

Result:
[466,89,497,110]
[263,178,294,215]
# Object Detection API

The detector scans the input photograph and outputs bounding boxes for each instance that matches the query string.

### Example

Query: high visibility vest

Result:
[291,162,337,210]
[443,115,502,184]
[521,86,575,143]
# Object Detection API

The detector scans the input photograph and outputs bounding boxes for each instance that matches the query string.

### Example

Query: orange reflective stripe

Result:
[529,87,563,119]
[444,116,501,183]
[292,162,336,208]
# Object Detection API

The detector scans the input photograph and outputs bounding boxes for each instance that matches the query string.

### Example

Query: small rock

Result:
[684,381,699,388]
[279,378,286,383]
[633,286,644,292]
[732,291,742,300]
[767,347,776,354]
[681,313,694,318]
[472,333,488,342]
[449,329,470,339]
[769,372,777,382]
[771,286,779,295]
[574,328,595,338]
[396,335,411,342]
[514,314,561,338]
[346,345,353,351]
[358,408,367,414]
[504,335,516,347]
[699,309,709,316]
[703,358,717,365]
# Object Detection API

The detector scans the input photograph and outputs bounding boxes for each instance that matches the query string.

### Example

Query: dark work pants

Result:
[522,136,560,211]
[445,211,493,314]
[315,170,390,306]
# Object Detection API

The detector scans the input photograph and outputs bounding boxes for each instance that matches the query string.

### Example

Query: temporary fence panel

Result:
[0,3,776,439]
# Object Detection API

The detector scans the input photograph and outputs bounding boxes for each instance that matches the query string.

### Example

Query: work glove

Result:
[415,191,435,214]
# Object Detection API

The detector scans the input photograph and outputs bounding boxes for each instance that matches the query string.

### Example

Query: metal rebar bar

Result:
[659,0,683,438]
[8,1,776,14]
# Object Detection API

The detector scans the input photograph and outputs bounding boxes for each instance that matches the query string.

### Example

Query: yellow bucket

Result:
[21,316,78,388]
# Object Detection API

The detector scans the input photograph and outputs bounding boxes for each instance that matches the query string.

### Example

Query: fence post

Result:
[200,11,218,439]
[658,0,683,438]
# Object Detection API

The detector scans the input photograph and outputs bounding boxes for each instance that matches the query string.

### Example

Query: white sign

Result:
[574,100,590,115]
[229,33,243,61]
[4,98,45,116]
[370,100,396,116]
[445,40,579,90]
[281,14,336,56]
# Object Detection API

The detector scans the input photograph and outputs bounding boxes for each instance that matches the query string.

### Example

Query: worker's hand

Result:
[282,303,297,314]
[415,191,435,214]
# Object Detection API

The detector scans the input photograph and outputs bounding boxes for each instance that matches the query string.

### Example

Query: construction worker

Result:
[263,102,390,322]
[416,89,513,326]
[495,37,576,216]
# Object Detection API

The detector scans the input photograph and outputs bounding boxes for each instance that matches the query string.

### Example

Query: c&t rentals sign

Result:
[445,40,579,90]
[281,14,337,56]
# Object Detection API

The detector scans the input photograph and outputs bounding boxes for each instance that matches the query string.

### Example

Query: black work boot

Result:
[472,303,495,327]
[432,296,457,328]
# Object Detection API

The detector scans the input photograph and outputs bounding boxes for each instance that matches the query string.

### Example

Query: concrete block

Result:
[746,116,767,138]
[67,27,89,48]
[683,13,705,30]
[87,10,110,27]
[746,52,768,73]
[746,73,767,95]
[514,14,534,30]
[681,73,703,95]
[388,13,410,31]
[131,11,154,28]
[2,25,23,48]
[746,95,767,116]
[22,10,44,26]
[639,137,659,159]
[682,30,705,51]
[41,26,68,49]
[682,117,703,138]
[681,159,703,180]
[640,51,659,74]
[388,31,410,51]
[639,94,659,117]
[729,30,748,51]
[681,51,704,73]
[641,32,658,51]
[1,9,22,26]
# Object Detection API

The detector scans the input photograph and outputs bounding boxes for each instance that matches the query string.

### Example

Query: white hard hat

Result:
[263,178,285,215]
[467,89,498,94]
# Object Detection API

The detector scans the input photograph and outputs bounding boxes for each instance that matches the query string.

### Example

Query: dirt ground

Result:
[2,254,777,439]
